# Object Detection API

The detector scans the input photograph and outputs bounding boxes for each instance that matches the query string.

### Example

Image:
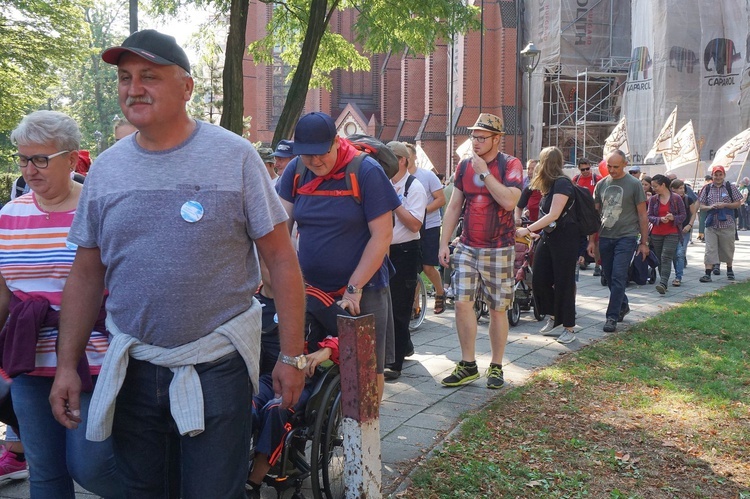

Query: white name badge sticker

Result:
[181,200,204,223]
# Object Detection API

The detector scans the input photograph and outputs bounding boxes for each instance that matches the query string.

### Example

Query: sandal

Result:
[434,294,446,315]
[672,279,681,287]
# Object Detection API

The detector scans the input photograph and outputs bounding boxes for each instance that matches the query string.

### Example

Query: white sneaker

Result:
[539,317,556,334]
[556,329,576,344]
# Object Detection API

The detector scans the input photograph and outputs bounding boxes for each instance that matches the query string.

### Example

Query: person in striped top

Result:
[0,110,121,498]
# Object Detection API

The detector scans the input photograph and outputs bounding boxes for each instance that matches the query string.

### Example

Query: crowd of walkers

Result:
[0,28,746,499]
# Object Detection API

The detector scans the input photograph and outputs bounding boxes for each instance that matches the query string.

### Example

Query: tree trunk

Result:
[220,0,249,135]
[129,0,138,33]
[271,0,333,147]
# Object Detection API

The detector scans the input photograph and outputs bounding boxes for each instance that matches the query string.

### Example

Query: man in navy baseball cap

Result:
[272,139,295,175]
[292,112,336,156]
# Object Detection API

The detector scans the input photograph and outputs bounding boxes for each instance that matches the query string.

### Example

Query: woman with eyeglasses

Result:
[0,111,122,498]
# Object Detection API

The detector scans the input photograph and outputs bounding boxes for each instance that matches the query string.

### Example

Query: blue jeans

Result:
[11,375,122,499]
[599,236,637,321]
[112,352,252,499]
[673,231,690,280]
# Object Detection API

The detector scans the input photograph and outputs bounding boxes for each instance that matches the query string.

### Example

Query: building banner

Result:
[622,0,656,164]
[698,0,746,163]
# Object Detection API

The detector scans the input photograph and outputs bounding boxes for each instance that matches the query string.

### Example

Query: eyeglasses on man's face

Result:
[299,142,334,160]
[579,167,591,172]
[12,150,69,169]
[469,135,493,143]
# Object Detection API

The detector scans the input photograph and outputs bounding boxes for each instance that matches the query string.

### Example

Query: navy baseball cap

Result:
[272,139,295,158]
[293,112,337,155]
[102,29,191,74]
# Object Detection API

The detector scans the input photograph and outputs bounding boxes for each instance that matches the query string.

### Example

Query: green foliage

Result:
[351,0,481,55]
[53,0,129,154]
[186,27,225,123]
[0,171,17,205]
[249,1,370,91]
[0,0,91,133]
[249,0,480,90]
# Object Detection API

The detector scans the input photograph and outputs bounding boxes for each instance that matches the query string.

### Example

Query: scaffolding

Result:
[526,0,632,164]
[543,68,628,163]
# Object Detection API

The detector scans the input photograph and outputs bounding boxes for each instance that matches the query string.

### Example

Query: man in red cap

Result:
[50,29,305,498]
[438,113,523,389]
[698,165,742,282]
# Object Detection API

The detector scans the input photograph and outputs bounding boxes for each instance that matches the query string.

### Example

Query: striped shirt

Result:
[0,194,107,376]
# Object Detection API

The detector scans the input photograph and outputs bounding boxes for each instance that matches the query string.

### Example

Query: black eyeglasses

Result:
[469,135,492,143]
[12,150,69,169]
[579,167,591,172]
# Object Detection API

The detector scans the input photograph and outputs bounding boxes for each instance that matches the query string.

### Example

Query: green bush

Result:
[0,172,16,205]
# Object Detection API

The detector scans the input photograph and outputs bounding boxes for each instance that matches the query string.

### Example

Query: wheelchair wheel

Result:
[321,391,344,498]
[310,373,343,499]
[507,300,520,326]
[409,277,427,331]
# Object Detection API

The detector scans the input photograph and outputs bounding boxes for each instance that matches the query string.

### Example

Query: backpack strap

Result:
[291,157,305,199]
[344,154,366,204]
[14,176,26,199]
[726,183,735,202]
[457,153,508,186]
[403,174,416,199]
[291,153,366,204]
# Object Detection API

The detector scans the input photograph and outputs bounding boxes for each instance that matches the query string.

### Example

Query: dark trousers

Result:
[388,240,422,371]
[532,232,579,328]
[599,236,638,321]
[112,352,252,499]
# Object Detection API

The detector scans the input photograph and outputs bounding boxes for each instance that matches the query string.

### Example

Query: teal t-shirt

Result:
[594,174,647,239]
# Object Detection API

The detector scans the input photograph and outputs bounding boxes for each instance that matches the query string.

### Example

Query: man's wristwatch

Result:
[479,172,489,182]
[278,353,308,370]
[346,284,363,294]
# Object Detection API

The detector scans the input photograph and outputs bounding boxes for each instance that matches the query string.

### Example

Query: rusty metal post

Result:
[337,313,381,498]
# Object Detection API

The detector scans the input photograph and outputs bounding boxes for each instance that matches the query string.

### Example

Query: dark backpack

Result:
[291,134,398,204]
[561,178,601,236]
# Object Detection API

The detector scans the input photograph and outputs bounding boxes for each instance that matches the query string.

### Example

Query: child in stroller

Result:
[507,218,546,326]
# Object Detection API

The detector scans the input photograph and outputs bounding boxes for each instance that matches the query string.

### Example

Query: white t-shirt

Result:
[413,168,443,229]
[391,173,427,244]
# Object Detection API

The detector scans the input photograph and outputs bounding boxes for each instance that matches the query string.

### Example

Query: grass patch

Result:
[403,282,750,498]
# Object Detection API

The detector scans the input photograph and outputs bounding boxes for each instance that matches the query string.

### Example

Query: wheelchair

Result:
[257,362,344,499]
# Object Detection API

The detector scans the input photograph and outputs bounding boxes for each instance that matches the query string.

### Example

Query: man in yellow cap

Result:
[438,113,523,389]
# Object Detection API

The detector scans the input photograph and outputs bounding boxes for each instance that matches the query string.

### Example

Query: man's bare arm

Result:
[256,222,306,409]
[426,188,446,214]
[50,247,106,429]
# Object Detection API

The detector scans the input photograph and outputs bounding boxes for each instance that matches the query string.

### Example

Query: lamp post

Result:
[520,41,541,163]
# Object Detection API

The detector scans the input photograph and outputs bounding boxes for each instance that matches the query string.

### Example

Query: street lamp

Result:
[520,42,541,164]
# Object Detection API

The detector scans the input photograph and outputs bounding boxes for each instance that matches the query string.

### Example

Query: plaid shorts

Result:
[452,242,514,311]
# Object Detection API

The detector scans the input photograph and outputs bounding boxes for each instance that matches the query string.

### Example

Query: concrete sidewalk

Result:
[0,235,747,498]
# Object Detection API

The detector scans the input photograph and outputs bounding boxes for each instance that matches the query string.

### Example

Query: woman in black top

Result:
[515,146,579,344]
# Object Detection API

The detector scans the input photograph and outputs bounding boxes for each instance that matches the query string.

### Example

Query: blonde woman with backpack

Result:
[515,146,580,344]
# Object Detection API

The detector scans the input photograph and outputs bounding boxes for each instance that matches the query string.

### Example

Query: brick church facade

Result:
[242,1,523,175]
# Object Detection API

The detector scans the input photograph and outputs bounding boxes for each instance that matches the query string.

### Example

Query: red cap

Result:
[75,150,91,175]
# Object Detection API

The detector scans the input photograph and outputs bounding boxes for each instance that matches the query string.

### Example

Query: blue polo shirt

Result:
[278,156,400,292]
